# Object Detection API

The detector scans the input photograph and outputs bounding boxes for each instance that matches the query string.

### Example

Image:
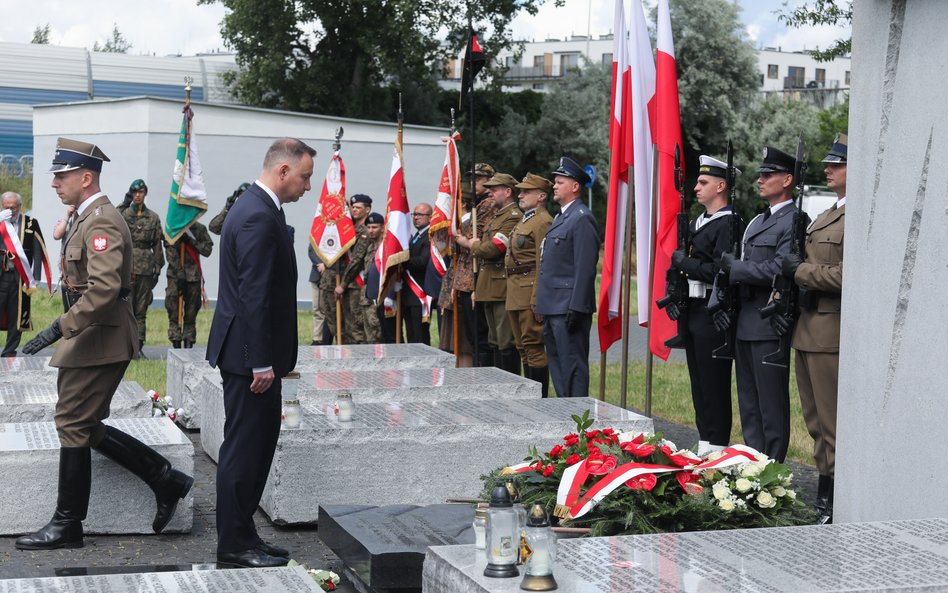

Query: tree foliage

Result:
[778,0,853,61]
[93,24,132,53]
[200,0,559,124]
[31,24,51,44]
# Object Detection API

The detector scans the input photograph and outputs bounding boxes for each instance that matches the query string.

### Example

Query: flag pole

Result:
[395,93,405,345]
[449,108,462,367]
[332,128,345,344]
[618,164,635,409]
[644,144,660,418]
[466,18,481,368]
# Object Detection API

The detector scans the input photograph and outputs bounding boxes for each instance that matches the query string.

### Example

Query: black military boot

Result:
[183,340,194,349]
[818,476,834,525]
[138,340,147,359]
[16,447,91,550]
[171,340,181,349]
[500,348,522,376]
[527,365,550,398]
[93,426,193,533]
[814,475,830,519]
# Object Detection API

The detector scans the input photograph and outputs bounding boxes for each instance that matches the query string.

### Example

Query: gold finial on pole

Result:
[184,76,193,107]
[450,107,456,134]
[333,126,344,152]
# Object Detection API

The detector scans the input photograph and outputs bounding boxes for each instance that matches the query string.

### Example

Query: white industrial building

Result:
[31,97,448,304]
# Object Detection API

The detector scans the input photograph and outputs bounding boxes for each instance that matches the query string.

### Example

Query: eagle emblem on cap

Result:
[762,147,769,158]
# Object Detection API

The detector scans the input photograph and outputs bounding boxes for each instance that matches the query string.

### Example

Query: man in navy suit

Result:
[402,202,433,345]
[535,157,600,397]
[206,137,314,568]
[718,146,808,463]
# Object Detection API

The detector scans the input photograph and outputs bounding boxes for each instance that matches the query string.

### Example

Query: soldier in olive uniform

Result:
[17,138,192,550]
[164,221,213,348]
[456,173,523,374]
[117,179,164,354]
[359,212,385,343]
[209,182,250,235]
[505,173,554,395]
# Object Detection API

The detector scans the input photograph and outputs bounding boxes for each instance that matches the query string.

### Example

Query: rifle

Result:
[709,140,741,359]
[655,144,688,348]
[759,133,808,368]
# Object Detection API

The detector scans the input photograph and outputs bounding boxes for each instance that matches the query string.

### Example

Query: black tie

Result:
[762,209,771,221]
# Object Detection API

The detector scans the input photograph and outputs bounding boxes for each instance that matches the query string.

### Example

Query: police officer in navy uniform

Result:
[535,157,600,397]
[718,146,809,463]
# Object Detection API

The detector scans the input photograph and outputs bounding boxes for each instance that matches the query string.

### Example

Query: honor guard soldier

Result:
[164,221,213,348]
[667,156,745,454]
[505,173,554,395]
[17,138,192,550]
[117,179,164,355]
[0,191,49,357]
[456,173,523,374]
[209,182,250,235]
[718,146,808,463]
[337,194,373,344]
[778,134,847,523]
[536,157,600,397]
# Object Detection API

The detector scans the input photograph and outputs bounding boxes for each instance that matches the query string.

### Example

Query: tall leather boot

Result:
[138,340,147,359]
[93,426,194,533]
[814,475,830,518]
[171,340,181,349]
[500,348,522,376]
[183,340,194,349]
[527,365,549,398]
[16,447,91,550]
[818,477,834,525]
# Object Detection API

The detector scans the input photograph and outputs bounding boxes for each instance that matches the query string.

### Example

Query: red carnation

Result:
[542,464,555,477]
[566,454,582,465]
[584,452,617,476]
[548,445,564,459]
[563,433,580,446]
[625,474,658,491]
[585,430,600,439]
[601,428,616,436]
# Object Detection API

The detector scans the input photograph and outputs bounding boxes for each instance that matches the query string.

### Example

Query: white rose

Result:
[712,482,730,501]
[719,498,735,512]
[164,395,173,404]
[771,486,787,498]
[152,408,163,418]
[786,489,797,499]
[660,438,677,451]
[756,491,776,509]
[176,407,185,416]
[742,463,763,478]
[735,478,753,493]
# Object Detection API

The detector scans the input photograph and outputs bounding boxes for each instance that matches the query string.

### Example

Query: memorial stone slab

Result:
[0,566,323,593]
[0,417,194,535]
[319,504,475,592]
[0,356,55,374]
[200,378,652,524]
[0,381,152,423]
[423,518,948,593]
[167,343,456,429]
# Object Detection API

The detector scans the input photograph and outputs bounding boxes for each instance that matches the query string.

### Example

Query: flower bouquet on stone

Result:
[286,560,340,591]
[147,389,184,423]
[480,410,814,536]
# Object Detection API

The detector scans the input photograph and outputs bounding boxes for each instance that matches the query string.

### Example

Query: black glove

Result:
[782,252,803,279]
[665,301,681,321]
[770,313,791,337]
[151,273,160,289]
[121,192,133,209]
[566,311,580,334]
[712,309,732,333]
[717,251,736,277]
[23,318,63,355]
[176,277,188,293]
[671,249,686,270]
[226,191,239,208]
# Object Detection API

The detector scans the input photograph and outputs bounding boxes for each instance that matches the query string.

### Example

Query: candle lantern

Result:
[484,485,520,578]
[519,504,557,591]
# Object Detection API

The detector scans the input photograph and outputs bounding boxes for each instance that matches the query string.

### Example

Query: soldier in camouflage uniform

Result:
[164,221,213,348]
[358,212,384,343]
[320,194,372,344]
[117,179,164,355]
[208,182,250,235]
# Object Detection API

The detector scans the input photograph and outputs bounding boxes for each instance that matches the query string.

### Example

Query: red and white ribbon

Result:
[403,270,432,320]
[0,222,36,289]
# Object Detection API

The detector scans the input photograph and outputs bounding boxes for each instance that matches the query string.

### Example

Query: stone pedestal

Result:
[0,566,322,592]
[200,380,652,524]
[0,356,55,374]
[423,519,948,593]
[0,381,152,423]
[837,1,948,522]
[0,417,194,535]
[167,343,456,429]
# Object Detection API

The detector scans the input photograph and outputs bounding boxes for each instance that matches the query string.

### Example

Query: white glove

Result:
[383,297,395,309]
[0,209,12,222]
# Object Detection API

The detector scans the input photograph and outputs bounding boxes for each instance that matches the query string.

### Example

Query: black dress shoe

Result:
[218,549,289,568]
[255,541,290,557]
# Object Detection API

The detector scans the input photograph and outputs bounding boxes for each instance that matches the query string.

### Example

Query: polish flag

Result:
[375,127,412,303]
[648,0,685,361]
[310,151,356,265]
[428,131,461,277]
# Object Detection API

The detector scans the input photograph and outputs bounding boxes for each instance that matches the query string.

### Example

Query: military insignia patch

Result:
[92,236,108,251]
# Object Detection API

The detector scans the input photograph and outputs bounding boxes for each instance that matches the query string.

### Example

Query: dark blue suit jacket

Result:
[207,183,298,377]
[535,201,600,316]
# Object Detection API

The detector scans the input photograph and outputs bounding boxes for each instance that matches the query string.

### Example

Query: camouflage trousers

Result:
[360,294,382,344]
[165,279,202,342]
[130,274,154,343]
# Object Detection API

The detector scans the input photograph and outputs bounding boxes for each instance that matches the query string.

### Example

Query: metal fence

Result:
[0,154,33,177]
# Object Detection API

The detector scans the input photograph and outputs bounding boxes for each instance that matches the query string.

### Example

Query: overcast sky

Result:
[3,0,850,57]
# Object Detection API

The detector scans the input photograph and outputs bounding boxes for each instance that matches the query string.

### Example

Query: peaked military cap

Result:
[236,182,251,194]
[365,212,384,225]
[822,133,848,164]
[515,173,553,194]
[49,137,110,173]
[482,173,518,188]
[129,178,148,192]
[350,194,373,206]
[552,156,591,185]
[756,146,795,174]
[470,163,495,178]
[697,155,741,179]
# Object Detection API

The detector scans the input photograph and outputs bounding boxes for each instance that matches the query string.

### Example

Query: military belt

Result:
[505,263,535,275]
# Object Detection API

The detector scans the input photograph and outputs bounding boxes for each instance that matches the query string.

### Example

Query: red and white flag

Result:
[648,0,685,361]
[629,0,657,338]
[597,0,634,352]
[375,126,411,304]
[310,151,356,265]
[428,131,461,277]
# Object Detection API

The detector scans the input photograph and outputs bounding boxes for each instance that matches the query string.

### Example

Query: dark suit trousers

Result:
[402,306,430,346]
[0,273,21,356]
[216,370,282,554]
[544,313,591,397]
[685,302,733,447]
[735,339,790,462]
